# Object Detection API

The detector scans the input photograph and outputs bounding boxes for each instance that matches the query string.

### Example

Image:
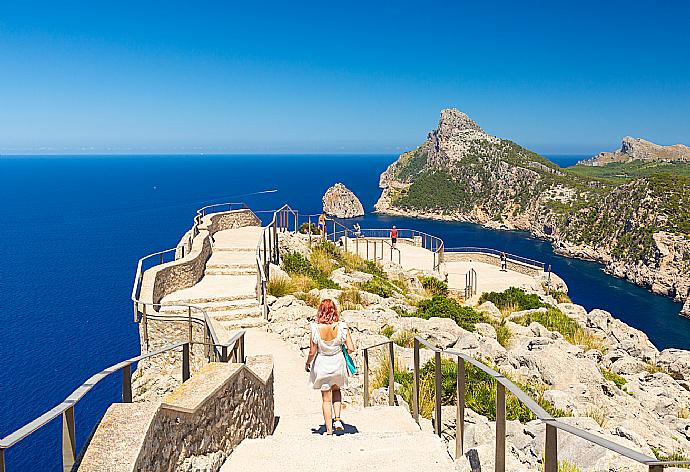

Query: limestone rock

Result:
[579,136,690,167]
[322,183,364,218]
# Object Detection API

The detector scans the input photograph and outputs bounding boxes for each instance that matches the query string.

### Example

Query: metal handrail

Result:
[359,335,690,471]
[0,329,246,471]
[130,203,258,361]
[445,246,545,271]
[357,228,444,270]
[255,204,300,318]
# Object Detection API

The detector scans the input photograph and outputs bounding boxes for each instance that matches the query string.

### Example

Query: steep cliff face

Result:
[579,136,690,167]
[376,108,690,313]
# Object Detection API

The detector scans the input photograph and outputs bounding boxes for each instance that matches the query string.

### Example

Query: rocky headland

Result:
[375,108,690,316]
[323,182,365,218]
[267,233,690,471]
[579,136,690,167]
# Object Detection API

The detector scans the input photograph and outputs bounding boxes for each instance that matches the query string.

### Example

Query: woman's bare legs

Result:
[321,389,333,434]
[332,386,342,421]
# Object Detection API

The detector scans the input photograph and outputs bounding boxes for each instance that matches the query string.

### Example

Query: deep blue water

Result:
[0,154,687,471]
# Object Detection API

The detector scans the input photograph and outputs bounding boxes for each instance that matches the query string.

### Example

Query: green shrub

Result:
[299,222,320,235]
[394,358,567,423]
[415,295,487,331]
[600,368,626,389]
[550,290,572,304]
[281,251,340,289]
[479,287,546,311]
[391,305,413,317]
[358,276,397,298]
[420,276,449,297]
[381,325,394,338]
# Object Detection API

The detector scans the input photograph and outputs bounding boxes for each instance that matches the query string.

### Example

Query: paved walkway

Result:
[157,223,455,472]
[345,238,539,299]
[221,330,455,472]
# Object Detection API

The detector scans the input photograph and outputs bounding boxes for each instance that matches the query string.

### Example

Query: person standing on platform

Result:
[390,225,398,249]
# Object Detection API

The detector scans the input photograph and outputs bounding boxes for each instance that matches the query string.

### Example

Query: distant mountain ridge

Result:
[376,108,690,316]
[578,136,690,167]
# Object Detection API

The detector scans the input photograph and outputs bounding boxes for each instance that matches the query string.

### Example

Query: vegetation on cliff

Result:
[378,108,690,306]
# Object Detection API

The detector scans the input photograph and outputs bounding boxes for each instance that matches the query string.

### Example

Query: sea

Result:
[0,154,687,471]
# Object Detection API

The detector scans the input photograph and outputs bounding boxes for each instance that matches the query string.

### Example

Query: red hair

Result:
[317,298,339,324]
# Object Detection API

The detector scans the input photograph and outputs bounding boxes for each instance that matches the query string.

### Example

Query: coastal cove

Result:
[0,154,688,471]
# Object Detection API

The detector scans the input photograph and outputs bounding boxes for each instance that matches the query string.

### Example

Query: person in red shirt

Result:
[390,226,398,248]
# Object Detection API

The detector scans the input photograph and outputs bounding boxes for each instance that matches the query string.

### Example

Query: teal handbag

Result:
[342,345,357,375]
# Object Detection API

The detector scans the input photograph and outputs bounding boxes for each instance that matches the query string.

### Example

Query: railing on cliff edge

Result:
[0,335,247,472]
[359,336,690,472]
[445,246,546,272]
[0,203,256,472]
[130,202,252,363]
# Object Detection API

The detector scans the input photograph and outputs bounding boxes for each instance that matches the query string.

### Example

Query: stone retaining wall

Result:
[78,356,274,472]
[444,251,542,276]
[133,209,261,399]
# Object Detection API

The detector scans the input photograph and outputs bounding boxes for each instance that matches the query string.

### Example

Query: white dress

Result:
[309,322,349,391]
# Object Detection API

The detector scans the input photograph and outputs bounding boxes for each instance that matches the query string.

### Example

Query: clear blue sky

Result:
[1,1,688,155]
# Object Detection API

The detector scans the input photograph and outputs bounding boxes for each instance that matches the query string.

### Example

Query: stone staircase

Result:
[158,223,455,471]
[158,226,268,336]
[223,407,455,472]
[220,330,456,472]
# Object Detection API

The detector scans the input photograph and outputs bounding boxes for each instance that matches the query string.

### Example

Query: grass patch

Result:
[490,319,512,348]
[381,325,394,338]
[585,406,607,427]
[512,306,605,351]
[357,276,398,298]
[310,250,336,275]
[550,290,572,304]
[419,276,449,297]
[295,291,320,308]
[415,295,487,332]
[600,369,626,389]
[267,277,294,297]
[281,251,340,289]
[393,358,567,422]
[338,288,362,306]
[679,406,690,419]
[392,330,416,348]
[652,448,690,468]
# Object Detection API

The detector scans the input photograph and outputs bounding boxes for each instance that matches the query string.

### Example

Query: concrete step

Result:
[221,430,454,472]
[207,251,256,266]
[218,317,268,330]
[159,298,259,314]
[213,247,255,253]
[206,262,255,270]
[212,307,263,321]
[204,268,257,276]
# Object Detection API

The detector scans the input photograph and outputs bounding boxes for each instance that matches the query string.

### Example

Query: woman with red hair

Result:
[305,298,355,435]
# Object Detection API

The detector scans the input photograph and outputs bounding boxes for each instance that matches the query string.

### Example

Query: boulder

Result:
[329,267,373,288]
[322,183,364,218]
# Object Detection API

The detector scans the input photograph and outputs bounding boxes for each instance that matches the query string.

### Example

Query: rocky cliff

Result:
[579,136,690,167]
[323,183,364,218]
[376,108,690,314]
